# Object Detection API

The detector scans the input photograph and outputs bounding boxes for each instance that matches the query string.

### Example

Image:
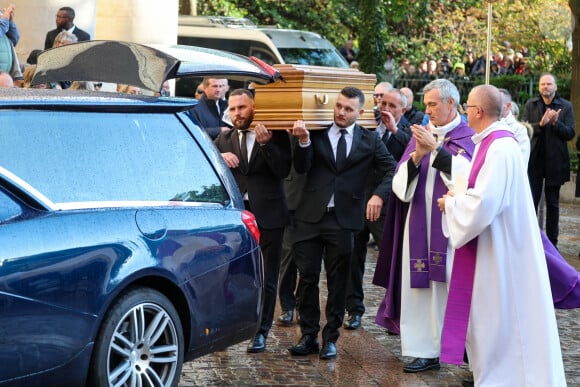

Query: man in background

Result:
[44,6,90,49]
[190,78,230,139]
[522,73,575,247]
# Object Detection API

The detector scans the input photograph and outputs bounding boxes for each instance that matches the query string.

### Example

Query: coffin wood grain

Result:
[253,64,377,130]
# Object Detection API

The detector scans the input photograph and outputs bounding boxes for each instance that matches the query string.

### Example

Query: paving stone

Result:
[181,204,580,386]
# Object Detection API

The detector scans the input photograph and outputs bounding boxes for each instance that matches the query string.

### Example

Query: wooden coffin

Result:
[252,64,377,130]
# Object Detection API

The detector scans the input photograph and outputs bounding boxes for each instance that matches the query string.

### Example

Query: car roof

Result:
[0,88,197,113]
[32,40,282,93]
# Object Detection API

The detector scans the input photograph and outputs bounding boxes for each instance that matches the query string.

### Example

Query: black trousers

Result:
[278,223,299,312]
[292,213,353,343]
[530,176,561,246]
[345,215,385,316]
[257,226,285,336]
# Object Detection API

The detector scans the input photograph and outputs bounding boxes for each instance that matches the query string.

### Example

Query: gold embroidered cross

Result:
[433,253,442,265]
[414,259,426,272]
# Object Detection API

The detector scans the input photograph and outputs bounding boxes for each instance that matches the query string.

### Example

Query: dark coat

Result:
[403,105,425,126]
[293,124,395,231]
[190,96,229,140]
[523,94,575,186]
[44,26,90,49]
[214,129,291,229]
[384,116,412,162]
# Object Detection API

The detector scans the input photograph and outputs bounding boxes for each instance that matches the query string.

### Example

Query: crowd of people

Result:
[3,5,580,386]
[196,68,580,386]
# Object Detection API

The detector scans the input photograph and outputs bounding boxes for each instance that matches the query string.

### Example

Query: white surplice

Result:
[442,121,566,387]
[392,115,471,358]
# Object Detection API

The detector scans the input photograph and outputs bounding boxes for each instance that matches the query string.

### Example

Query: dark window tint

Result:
[0,111,229,206]
[0,188,24,222]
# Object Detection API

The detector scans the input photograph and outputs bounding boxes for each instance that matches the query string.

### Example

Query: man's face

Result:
[539,75,557,100]
[380,91,405,123]
[228,94,255,130]
[205,79,226,101]
[373,85,390,106]
[56,10,71,29]
[424,88,455,127]
[334,94,363,128]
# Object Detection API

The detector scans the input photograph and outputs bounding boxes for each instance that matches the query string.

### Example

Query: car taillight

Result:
[241,210,260,243]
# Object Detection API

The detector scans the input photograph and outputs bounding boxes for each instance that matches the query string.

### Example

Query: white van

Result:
[177,16,348,68]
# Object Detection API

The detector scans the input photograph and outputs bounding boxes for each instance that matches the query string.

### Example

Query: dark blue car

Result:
[0,41,280,386]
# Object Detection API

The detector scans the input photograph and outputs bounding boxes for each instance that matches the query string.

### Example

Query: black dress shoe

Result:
[276,310,294,326]
[343,314,362,330]
[319,341,337,360]
[403,357,440,373]
[288,335,319,356]
[246,333,266,353]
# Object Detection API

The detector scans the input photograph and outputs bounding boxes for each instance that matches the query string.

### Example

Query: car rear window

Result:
[0,110,229,207]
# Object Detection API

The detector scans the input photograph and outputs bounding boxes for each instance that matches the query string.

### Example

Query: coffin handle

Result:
[315,94,329,105]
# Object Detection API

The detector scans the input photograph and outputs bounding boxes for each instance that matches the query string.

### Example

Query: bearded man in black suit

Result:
[288,87,396,359]
[214,88,291,354]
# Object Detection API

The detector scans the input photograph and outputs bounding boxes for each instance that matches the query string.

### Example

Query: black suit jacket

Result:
[214,129,291,229]
[293,124,395,231]
[44,26,91,49]
[383,116,412,162]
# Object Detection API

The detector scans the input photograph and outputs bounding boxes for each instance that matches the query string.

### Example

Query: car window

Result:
[0,188,24,222]
[0,111,229,207]
[277,48,348,68]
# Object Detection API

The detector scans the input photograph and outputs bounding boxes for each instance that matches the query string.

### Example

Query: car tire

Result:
[88,287,184,387]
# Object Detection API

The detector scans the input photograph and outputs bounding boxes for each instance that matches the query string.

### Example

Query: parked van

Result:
[178,16,347,67]
[176,16,348,96]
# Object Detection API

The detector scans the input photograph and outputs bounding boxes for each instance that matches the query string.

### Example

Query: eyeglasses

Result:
[373,93,384,98]
[94,83,102,88]
[195,89,204,94]
[462,103,479,111]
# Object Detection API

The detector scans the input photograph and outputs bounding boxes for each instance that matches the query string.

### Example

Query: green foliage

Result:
[355,0,386,78]
[180,0,572,83]
[488,75,527,100]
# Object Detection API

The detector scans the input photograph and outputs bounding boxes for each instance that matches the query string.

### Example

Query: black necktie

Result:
[240,130,249,171]
[336,129,347,169]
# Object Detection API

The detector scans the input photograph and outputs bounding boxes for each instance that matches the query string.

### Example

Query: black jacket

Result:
[214,129,291,229]
[523,93,575,186]
[293,124,396,231]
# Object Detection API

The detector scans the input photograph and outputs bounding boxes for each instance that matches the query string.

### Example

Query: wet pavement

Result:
[180,203,580,386]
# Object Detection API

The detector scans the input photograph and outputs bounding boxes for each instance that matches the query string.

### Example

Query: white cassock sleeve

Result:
[443,140,515,249]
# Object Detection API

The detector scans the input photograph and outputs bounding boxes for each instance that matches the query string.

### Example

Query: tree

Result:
[355,0,386,78]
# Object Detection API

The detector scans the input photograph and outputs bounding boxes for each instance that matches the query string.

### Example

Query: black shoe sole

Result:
[403,363,441,373]
[288,346,319,356]
[247,346,265,353]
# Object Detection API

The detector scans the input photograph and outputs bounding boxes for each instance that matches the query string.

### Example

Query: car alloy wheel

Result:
[89,287,184,387]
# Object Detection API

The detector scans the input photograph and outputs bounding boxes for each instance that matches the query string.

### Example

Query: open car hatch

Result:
[32,40,282,92]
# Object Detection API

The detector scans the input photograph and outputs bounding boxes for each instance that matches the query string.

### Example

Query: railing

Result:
[389,76,538,107]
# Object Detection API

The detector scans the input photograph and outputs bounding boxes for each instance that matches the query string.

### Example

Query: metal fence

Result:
[389,76,538,107]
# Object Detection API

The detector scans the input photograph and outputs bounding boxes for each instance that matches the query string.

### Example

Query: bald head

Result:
[0,72,14,88]
[400,87,414,109]
[465,85,502,132]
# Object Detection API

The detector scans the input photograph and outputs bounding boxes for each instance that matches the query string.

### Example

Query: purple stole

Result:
[440,130,514,364]
[403,125,475,288]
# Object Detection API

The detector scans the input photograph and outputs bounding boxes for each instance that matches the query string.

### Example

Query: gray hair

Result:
[423,79,460,108]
